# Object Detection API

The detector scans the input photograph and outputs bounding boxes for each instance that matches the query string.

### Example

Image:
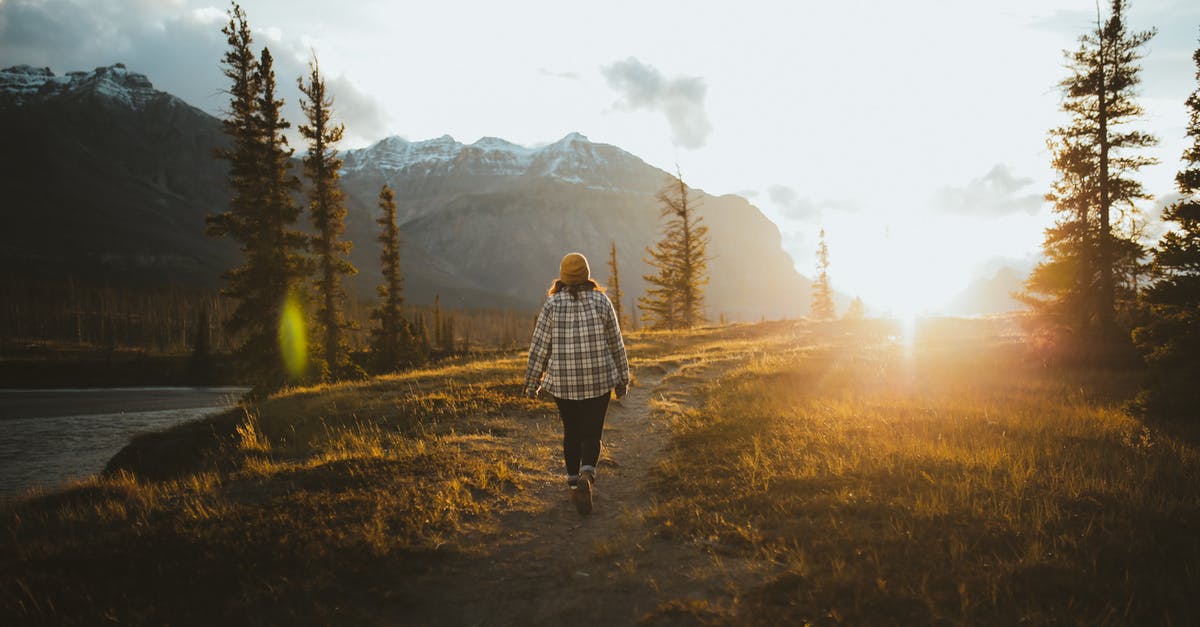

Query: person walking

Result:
[524,252,631,515]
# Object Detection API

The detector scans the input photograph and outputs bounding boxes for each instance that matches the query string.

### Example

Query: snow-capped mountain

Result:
[1,62,811,318]
[0,63,236,287]
[1,63,169,110]
[342,131,665,194]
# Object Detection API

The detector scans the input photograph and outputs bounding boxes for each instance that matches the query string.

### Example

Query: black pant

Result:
[554,392,611,476]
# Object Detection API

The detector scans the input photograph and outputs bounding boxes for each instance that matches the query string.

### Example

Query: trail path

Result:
[394,358,745,625]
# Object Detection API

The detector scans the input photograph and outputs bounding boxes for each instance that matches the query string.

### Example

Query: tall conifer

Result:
[811,228,835,320]
[1022,0,1156,348]
[369,184,420,371]
[1133,32,1200,415]
[299,55,356,378]
[207,3,310,394]
[606,241,628,329]
[639,169,709,330]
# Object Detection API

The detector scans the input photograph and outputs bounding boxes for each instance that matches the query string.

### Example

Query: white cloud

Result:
[767,185,861,221]
[931,164,1045,216]
[187,6,224,25]
[601,57,712,150]
[538,67,579,80]
[325,74,391,148]
[0,0,390,150]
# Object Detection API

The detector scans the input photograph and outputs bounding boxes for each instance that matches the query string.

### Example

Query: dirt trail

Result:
[394,359,741,625]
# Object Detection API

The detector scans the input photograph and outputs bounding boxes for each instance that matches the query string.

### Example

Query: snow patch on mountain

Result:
[342,131,639,189]
[0,63,162,110]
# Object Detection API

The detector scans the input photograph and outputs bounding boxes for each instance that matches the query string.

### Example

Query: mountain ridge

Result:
[1,62,811,319]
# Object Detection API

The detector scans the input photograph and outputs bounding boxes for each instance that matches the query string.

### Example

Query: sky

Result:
[2,0,1199,314]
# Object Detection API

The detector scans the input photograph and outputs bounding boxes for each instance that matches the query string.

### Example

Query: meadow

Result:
[1,319,1197,625]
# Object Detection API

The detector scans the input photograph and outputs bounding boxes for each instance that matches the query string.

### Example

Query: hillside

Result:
[0,64,236,287]
[1,63,810,319]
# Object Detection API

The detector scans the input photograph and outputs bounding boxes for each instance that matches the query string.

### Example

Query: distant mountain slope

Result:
[943,266,1028,316]
[1,63,810,319]
[337,132,810,318]
[0,64,236,286]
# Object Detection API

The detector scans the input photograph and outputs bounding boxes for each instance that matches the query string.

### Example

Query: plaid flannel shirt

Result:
[524,289,630,400]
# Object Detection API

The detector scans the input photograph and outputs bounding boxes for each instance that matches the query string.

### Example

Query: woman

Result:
[524,252,631,515]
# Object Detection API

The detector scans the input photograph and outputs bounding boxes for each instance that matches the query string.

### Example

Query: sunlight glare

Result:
[824,218,978,316]
[279,293,308,379]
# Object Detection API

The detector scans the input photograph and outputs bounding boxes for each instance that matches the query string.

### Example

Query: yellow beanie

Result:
[559,252,591,284]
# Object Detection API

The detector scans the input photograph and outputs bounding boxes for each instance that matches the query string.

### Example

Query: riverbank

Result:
[0,386,248,496]
[0,349,238,389]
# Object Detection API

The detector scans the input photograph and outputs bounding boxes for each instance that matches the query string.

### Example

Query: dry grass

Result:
[0,324,776,626]
[0,352,555,626]
[646,319,1200,625]
[3,319,1196,625]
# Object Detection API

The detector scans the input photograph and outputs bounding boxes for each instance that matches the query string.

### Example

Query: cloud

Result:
[931,164,1044,216]
[1028,5,1200,100]
[326,74,391,147]
[767,185,860,221]
[601,57,712,149]
[1,0,236,112]
[538,67,579,80]
[0,1,391,147]
[768,185,820,220]
[1143,192,1184,245]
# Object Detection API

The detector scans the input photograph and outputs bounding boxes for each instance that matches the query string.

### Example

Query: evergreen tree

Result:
[432,294,443,349]
[299,55,356,379]
[187,302,214,382]
[1021,137,1097,335]
[1022,0,1157,347]
[639,169,709,329]
[369,184,419,372]
[606,241,628,328]
[843,296,865,321]
[1133,32,1200,416]
[207,4,311,394]
[413,313,432,358]
[441,312,455,354]
[811,228,835,320]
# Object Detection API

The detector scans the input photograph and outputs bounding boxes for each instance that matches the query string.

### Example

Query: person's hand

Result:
[524,386,539,399]
[615,381,629,398]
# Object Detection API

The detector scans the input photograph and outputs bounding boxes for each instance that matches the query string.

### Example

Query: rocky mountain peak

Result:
[341,130,655,191]
[0,62,162,110]
[547,131,589,147]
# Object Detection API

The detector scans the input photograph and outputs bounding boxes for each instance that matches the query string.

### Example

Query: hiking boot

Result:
[574,470,594,515]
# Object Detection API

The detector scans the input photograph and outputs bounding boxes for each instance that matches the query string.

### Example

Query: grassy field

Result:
[2,319,1198,625]
[646,319,1200,625]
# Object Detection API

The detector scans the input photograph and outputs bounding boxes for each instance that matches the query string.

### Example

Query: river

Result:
[0,387,248,497]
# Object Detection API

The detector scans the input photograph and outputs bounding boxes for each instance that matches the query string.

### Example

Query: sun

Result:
[823,220,976,318]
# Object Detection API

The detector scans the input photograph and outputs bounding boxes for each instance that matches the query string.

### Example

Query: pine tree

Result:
[843,296,865,321]
[432,294,443,349]
[810,228,835,320]
[1021,137,1096,335]
[1133,32,1200,416]
[207,4,311,394]
[1022,0,1156,347]
[369,184,419,372]
[188,302,214,382]
[208,3,258,245]
[413,313,432,358]
[299,55,356,379]
[639,169,709,329]
[606,241,628,328]
[442,312,455,354]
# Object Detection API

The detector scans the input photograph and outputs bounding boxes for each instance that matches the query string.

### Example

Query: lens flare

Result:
[278,294,308,379]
